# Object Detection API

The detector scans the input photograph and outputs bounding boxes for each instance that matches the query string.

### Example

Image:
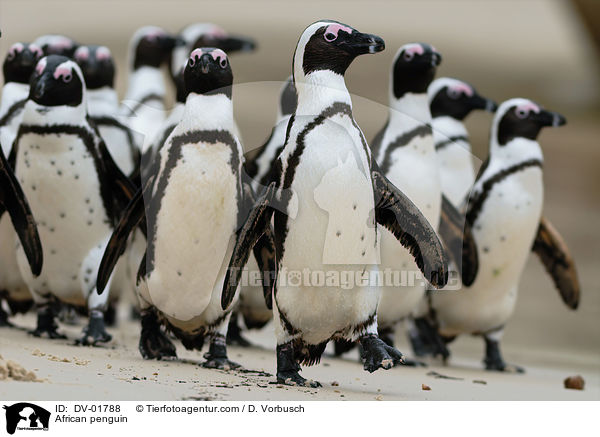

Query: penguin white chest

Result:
[147,142,238,321]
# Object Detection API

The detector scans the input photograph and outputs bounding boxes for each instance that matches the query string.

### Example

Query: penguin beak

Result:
[534,109,567,128]
[20,50,37,68]
[198,55,211,74]
[470,93,497,113]
[344,32,385,56]
[218,35,256,53]
[30,74,48,101]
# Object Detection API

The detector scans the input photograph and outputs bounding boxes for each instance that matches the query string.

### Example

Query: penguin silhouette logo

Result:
[3,403,50,434]
[314,152,380,265]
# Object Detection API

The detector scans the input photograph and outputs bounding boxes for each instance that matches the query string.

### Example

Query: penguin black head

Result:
[429,77,497,120]
[294,20,385,79]
[494,98,566,146]
[392,43,442,98]
[184,48,233,99]
[279,76,297,117]
[130,26,179,70]
[33,34,78,57]
[74,45,115,90]
[29,55,84,107]
[3,42,43,84]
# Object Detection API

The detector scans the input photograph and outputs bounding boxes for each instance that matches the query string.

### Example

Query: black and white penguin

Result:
[97,48,253,369]
[428,77,496,206]
[121,26,179,155]
[428,98,579,372]
[221,21,449,387]
[74,45,139,176]
[12,55,135,344]
[33,34,78,57]
[226,76,298,346]
[1,42,44,152]
[0,41,43,323]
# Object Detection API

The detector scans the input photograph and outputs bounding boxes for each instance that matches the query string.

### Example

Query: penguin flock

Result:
[0,20,581,387]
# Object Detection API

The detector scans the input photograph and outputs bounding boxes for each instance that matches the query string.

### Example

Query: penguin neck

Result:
[23,100,87,127]
[388,92,431,131]
[432,115,468,139]
[179,92,233,132]
[295,70,352,117]
[488,136,543,170]
[87,86,119,117]
[125,66,166,102]
[0,82,29,114]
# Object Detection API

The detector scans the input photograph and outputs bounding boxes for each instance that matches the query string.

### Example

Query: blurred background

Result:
[1,0,598,363]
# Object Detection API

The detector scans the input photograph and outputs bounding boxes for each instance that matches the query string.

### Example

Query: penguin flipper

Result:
[371,161,449,289]
[252,227,277,310]
[0,147,43,276]
[532,217,580,309]
[97,184,146,294]
[438,194,479,286]
[221,181,277,311]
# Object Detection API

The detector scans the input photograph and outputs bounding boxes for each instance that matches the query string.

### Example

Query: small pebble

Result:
[422,384,431,391]
[564,375,585,390]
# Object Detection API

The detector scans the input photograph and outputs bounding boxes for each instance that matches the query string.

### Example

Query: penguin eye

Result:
[403,51,414,61]
[219,58,228,68]
[447,88,461,99]
[515,108,529,119]
[324,32,337,42]
[188,57,196,67]
[62,73,72,83]
[7,51,15,61]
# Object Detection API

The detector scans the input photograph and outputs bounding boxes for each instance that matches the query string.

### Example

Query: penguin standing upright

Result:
[0,41,43,323]
[428,98,579,372]
[97,48,254,369]
[74,45,139,176]
[428,77,496,206]
[13,55,135,344]
[33,35,78,57]
[221,21,449,387]
[368,43,443,351]
[121,26,178,156]
[1,42,43,152]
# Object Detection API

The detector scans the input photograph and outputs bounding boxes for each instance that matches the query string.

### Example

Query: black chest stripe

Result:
[89,115,137,152]
[380,124,432,174]
[466,159,543,226]
[0,98,27,128]
[145,129,240,277]
[125,93,164,116]
[435,135,469,151]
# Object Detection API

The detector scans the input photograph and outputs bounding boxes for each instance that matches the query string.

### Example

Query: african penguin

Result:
[74,45,139,176]
[368,43,443,354]
[33,34,78,57]
[428,98,579,372]
[13,55,135,344]
[221,21,449,387]
[121,26,178,155]
[428,77,496,206]
[97,48,249,369]
[227,76,297,346]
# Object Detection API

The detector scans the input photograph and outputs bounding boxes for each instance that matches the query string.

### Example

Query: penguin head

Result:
[493,98,566,146]
[429,77,497,120]
[3,42,43,84]
[29,55,84,107]
[33,34,78,57]
[293,20,385,81]
[184,48,233,99]
[278,76,297,118]
[74,45,115,90]
[130,26,179,70]
[392,43,442,98]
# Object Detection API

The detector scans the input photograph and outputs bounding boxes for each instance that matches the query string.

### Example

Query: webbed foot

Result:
[360,334,404,372]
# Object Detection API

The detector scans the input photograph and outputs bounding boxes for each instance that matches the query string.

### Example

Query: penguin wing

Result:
[96,183,147,294]
[221,181,277,311]
[532,217,580,309]
[0,146,43,276]
[438,194,479,286]
[371,161,449,289]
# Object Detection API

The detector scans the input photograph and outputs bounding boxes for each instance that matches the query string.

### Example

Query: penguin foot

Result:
[0,306,13,327]
[77,311,112,346]
[399,358,427,367]
[484,359,525,374]
[139,310,177,360]
[202,334,240,370]
[277,370,321,388]
[29,305,66,339]
[412,317,451,359]
[483,336,524,373]
[226,316,253,347]
[360,334,404,373]
[276,341,321,388]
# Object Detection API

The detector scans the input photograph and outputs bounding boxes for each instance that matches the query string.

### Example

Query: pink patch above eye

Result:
[190,48,203,60]
[324,23,353,38]
[208,26,227,37]
[96,46,111,60]
[518,102,540,113]
[210,49,227,63]
[74,47,89,60]
[53,65,72,80]
[35,58,47,75]
[451,83,473,97]
[52,37,73,49]
[29,44,43,57]
[403,43,424,56]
